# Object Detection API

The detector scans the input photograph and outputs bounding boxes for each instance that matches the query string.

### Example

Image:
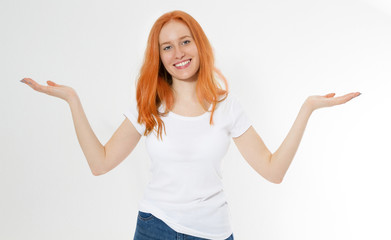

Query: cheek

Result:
[193,53,200,68]
[191,48,200,63]
[160,54,171,69]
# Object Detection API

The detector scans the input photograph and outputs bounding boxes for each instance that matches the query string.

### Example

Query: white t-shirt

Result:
[123,93,252,240]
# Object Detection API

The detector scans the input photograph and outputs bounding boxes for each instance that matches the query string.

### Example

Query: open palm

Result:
[305,92,361,112]
[21,78,76,102]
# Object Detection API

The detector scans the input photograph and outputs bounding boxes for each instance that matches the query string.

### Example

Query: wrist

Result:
[302,99,315,114]
[66,91,80,105]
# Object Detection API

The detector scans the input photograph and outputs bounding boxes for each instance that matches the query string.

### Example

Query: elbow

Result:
[90,158,107,176]
[267,158,284,184]
[92,171,101,176]
[261,172,283,184]
[91,167,107,176]
[92,170,102,176]
[92,170,106,176]
[258,167,284,184]
[270,177,283,184]
[267,171,284,184]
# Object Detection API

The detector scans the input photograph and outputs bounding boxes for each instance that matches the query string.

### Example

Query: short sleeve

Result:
[123,100,146,136]
[229,94,252,138]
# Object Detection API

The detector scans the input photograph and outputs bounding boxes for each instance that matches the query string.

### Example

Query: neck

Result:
[171,77,198,103]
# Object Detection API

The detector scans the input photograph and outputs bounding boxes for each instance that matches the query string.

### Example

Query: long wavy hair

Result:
[135,10,229,141]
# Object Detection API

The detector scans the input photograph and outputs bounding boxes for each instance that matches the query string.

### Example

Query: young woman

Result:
[20,10,360,240]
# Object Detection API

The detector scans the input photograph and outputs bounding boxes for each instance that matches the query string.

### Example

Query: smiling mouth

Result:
[174,59,191,68]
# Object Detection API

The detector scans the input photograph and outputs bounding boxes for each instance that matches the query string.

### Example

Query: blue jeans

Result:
[134,211,234,240]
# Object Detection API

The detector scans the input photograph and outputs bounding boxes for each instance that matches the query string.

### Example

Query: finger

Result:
[331,92,359,105]
[21,78,34,87]
[340,92,359,100]
[21,78,38,89]
[22,78,50,93]
[47,80,61,87]
[324,93,336,98]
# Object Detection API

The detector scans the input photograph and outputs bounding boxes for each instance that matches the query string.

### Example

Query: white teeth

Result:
[175,60,190,67]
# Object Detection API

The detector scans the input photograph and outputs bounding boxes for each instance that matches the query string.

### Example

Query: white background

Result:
[1,0,390,239]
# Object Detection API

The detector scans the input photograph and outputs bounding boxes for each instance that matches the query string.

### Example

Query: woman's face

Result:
[159,20,200,83]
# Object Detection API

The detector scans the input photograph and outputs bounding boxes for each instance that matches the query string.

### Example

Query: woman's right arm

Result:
[21,78,141,176]
[67,95,106,175]
[68,95,141,176]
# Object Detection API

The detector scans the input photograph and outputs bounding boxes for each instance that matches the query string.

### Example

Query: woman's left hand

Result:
[304,92,361,112]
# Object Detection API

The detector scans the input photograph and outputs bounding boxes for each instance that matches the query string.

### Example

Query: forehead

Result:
[159,20,192,44]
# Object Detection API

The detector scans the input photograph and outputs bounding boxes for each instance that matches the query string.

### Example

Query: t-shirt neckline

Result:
[166,103,213,121]
[168,110,209,120]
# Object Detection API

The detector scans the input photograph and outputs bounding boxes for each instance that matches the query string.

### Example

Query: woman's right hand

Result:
[20,78,77,103]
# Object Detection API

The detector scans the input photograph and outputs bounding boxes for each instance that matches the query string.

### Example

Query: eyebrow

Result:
[160,35,192,46]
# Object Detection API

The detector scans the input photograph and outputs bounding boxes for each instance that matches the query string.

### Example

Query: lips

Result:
[173,59,191,69]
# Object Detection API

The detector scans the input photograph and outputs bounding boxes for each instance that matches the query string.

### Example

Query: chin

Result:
[177,75,198,81]
[171,71,198,81]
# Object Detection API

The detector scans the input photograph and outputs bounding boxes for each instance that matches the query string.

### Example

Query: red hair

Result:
[135,10,229,140]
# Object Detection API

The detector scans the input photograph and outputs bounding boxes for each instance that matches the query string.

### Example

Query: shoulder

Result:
[217,92,239,106]
[213,92,247,120]
[224,92,245,110]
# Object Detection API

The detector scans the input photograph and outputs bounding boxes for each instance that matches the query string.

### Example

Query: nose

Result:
[174,47,185,59]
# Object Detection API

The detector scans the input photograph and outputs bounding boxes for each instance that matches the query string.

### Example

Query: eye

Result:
[182,40,191,45]
[162,45,172,51]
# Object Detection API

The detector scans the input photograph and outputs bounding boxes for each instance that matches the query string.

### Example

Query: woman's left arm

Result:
[233,92,361,184]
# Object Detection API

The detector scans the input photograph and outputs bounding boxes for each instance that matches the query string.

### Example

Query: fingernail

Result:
[20,79,26,83]
[357,92,361,96]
